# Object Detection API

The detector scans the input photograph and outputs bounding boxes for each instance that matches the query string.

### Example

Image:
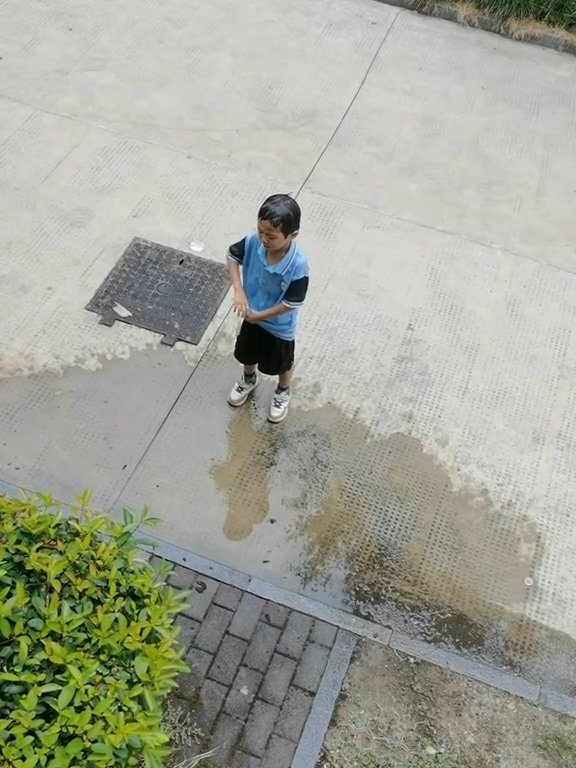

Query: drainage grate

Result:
[86,238,230,345]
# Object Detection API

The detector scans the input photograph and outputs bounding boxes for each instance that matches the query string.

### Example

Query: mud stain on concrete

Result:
[211,401,576,691]
[286,409,541,648]
[296,434,536,615]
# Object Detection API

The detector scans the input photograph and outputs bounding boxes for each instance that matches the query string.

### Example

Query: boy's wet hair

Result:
[258,194,301,237]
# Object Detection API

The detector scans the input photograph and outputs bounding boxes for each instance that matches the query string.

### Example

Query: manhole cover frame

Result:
[86,237,230,346]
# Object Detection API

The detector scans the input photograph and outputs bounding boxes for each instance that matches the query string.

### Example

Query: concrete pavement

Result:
[1,0,576,696]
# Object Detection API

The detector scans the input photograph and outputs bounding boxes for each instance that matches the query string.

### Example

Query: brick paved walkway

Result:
[161,562,351,768]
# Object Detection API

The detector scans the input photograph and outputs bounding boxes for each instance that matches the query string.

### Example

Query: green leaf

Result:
[142,689,158,712]
[68,665,84,686]
[67,737,84,756]
[91,742,111,755]
[143,516,161,528]
[115,531,132,549]
[134,655,148,679]
[0,672,20,681]
[57,684,76,711]
[32,593,45,614]
[133,536,159,548]
[14,580,28,607]
[39,683,61,693]
[77,490,93,508]
[101,613,115,632]
[21,689,39,711]
[47,755,69,768]
[28,617,44,631]
[143,749,167,768]
[122,507,135,526]
[19,637,30,663]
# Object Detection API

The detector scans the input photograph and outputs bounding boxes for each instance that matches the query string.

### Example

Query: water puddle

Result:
[211,406,281,541]
[211,401,576,692]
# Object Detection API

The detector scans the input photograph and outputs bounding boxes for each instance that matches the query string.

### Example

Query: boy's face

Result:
[257,218,297,255]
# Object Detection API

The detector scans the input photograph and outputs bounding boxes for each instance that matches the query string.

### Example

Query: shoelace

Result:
[272,395,286,409]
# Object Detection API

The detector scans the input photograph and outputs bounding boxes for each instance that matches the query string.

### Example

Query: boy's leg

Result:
[242,364,257,387]
[268,348,294,423]
[277,370,292,391]
[228,366,259,407]
[268,370,292,422]
[228,324,259,407]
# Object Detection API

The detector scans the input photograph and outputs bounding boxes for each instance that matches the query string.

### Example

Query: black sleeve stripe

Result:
[227,237,246,264]
[283,275,309,305]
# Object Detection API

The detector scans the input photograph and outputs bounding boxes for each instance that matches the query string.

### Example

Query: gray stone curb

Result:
[375,1,576,57]
[0,478,25,497]
[250,578,392,646]
[539,689,576,718]
[141,534,576,721]
[292,630,357,768]
[140,535,392,644]
[142,535,252,590]
[389,632,540,702]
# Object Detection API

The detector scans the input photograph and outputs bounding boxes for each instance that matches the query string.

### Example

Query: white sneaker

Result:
[227,374,258,407]
[268,388,291,423]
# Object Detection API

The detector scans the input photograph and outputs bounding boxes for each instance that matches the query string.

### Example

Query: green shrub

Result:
[0,492,189,768]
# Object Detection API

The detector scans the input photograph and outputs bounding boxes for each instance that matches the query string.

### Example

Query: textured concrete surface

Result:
[307,12,576,272]
[1,0,576,697]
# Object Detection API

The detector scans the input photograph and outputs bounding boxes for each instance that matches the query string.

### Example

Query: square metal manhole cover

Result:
[86,238,230,345]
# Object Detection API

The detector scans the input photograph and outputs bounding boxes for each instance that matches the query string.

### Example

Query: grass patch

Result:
[420,0,576,34]
[321,747,470,768]
[376,757,469,768]
[538,726,576,767]
[473,0,576,28]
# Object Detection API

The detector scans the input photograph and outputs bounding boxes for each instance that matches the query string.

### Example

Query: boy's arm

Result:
[246,303,291,323]
[228,259,249,317]
[246,275,309,323]
[227,239,249,317]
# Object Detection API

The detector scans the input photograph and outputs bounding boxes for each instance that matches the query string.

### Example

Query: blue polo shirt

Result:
[227,233,309,341]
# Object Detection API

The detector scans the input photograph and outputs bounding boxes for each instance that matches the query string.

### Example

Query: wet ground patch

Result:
[212,402,576,694]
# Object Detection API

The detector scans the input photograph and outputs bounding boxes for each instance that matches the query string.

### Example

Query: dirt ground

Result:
[320,641,576,768]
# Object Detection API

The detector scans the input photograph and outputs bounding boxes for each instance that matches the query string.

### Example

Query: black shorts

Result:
[234,321,295,376]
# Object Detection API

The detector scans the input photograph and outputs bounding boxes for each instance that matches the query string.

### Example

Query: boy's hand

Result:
[233,288,249,317]
[244,309,262,324]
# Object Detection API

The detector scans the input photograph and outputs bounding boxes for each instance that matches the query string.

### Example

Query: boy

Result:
[226,194,309,423]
